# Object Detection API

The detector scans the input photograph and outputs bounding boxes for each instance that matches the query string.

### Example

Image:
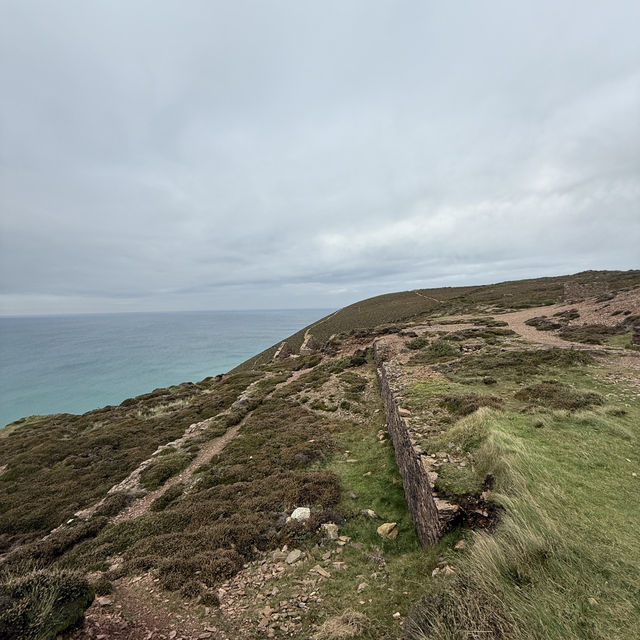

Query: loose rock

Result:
[286,549,302,564]
[377,522,399,540]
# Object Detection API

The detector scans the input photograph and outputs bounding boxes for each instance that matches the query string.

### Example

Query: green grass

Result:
[405,364,640,640]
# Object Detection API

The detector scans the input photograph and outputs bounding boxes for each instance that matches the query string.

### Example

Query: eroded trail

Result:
[112,366,312,525]
[111,420,245,524]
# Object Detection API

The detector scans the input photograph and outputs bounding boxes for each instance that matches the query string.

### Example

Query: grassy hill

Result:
[236,270,640,369]
[1,269,639,640]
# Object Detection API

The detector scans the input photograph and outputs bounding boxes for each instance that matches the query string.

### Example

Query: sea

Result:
[0,309,330,428]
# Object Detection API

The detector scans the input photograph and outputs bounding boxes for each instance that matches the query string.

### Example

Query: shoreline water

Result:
[0,308,331,427]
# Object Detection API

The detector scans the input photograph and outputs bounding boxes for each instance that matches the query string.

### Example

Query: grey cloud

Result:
[1,1,639,314]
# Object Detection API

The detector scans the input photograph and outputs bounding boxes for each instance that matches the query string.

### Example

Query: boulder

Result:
[377,522,399,540]
[288,507,311,522]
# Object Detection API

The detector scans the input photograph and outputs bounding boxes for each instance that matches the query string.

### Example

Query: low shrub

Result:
[406,337,429,350]
[0,566,93,640]
[514,381,604,411]
[440,394,504,417]
[140,453,193,491]
[558,323,628,345]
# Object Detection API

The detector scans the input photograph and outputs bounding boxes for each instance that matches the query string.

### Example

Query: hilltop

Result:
[1,269,639,640]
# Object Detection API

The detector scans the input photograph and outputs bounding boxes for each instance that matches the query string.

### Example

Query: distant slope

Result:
[234,269,640,371]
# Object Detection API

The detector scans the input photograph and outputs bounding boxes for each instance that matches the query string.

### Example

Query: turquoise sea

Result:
[0,309,329,428]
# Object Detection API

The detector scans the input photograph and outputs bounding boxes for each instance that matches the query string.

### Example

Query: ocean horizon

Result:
[0,308,331,427]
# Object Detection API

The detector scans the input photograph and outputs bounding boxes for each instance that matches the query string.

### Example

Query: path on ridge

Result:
[112,367,309,525]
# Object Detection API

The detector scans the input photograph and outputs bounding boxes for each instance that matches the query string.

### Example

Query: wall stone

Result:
[374,340,441,546]
[563,280,610,302]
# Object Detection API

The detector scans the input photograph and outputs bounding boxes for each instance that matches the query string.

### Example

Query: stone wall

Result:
[563,280,610,302]
[374,341,441,546]
[633,325,640,346]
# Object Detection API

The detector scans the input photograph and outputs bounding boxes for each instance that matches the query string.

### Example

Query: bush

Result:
[0,566,93,640]
[140,453,193,491]
[406,337,429,350]
[514,381,604,411]
[440,394,503,417]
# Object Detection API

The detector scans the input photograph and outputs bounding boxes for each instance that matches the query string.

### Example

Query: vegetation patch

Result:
[524,316,563,331]
[140,452,193,491]
[558,323,629,345]
[0,565,93,640]
[439,394,503,417]
[514,381,604,411]
[438,347,595,383]
[0,371,262,550]
[58,399,341,597]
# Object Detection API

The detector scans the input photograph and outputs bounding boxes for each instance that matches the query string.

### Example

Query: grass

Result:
[4,271,640,639]
[558,324,630,345]
[405,362,640,640]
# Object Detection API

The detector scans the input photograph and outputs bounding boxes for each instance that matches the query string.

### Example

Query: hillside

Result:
[1,269,639,640]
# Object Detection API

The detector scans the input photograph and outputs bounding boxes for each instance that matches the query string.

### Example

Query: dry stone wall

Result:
[374,341,441,546]
[563,280,610,302]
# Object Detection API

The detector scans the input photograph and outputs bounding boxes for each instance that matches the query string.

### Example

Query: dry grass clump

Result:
[440,394,503,417]
[313,610,370,639]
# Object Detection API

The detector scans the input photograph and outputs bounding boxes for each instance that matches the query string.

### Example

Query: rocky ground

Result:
[62,287,640,640]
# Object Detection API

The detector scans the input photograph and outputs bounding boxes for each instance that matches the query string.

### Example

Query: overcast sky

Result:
[1,1,639,314]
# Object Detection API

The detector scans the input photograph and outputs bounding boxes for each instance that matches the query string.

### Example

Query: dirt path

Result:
[413,291,442,304]
[111,420,245,524]
[499,308,579,347]
[112,366,312,525]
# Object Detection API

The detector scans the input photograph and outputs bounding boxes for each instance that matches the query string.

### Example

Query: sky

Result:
[1,1,639,315]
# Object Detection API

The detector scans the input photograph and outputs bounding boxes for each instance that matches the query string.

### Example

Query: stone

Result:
[320,523,339,540]
[392,612,401,619]
[274,341,294,360]
[398,407,411,417]
[360,509,378,519]
[96,597,113,607]
[286,549,302,564]
[588,597,598,606]
[300,332,322,355]
[377,522,399,540]
[310,565,331,578]
[288,507,310,521]
[454,539,467,551]
[357,582,368,592]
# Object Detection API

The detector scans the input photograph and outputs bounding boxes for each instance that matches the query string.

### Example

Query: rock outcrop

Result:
[273,341,294,360]
[299,332,322,355]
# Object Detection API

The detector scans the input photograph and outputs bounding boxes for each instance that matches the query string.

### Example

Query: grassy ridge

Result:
[235,270,640,371]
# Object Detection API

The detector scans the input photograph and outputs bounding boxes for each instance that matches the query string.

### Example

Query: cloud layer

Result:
[1,1,639,313]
